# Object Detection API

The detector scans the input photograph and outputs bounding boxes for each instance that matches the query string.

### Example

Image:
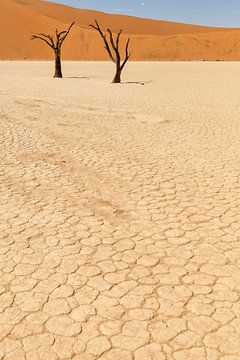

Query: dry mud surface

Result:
[0,61,240,359]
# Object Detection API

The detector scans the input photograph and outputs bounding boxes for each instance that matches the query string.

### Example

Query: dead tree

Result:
[89,20,130,83]
[31,22,75,78]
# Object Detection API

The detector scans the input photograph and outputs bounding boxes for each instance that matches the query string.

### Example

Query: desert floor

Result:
[0,61,240,359]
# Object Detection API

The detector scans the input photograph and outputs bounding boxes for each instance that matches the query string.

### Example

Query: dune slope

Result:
[1,0,240,60]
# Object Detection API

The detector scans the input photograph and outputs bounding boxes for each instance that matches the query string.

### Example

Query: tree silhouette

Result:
[31,22,75,78]
[89,20,130,83]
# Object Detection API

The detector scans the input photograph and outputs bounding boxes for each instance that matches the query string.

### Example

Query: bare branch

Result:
[107,29,115,49]
[32,22,74,52]
[89,20,103,34]
[31,35,55,49]
[38,33,55,48]
[107,29,121,64]
[90,20,116,63]
[126,37,130,58]
[121,37,130,70]
[58,30,67,37]
[116,29,123,49]
[59,22,75,46]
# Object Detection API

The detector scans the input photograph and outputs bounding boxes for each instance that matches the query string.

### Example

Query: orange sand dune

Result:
[1,0,240,60]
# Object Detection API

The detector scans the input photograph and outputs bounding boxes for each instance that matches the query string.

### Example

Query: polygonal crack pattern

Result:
[0,62,240,360]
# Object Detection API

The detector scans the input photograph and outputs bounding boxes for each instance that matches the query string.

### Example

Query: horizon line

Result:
[46,0,240,29]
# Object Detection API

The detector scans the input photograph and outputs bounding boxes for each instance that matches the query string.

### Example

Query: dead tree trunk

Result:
[113,65,121,83]
[89,21,130,83]
[31,22,74,78]
[54,50,62,78]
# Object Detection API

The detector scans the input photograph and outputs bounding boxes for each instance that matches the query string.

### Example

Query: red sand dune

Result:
[1,0,240,60]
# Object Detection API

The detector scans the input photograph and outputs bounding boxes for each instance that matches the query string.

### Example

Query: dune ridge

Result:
[1,0,240,60]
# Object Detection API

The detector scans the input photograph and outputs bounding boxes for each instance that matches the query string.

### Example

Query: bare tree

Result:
[89,20,130,83]
[31,22,75,78]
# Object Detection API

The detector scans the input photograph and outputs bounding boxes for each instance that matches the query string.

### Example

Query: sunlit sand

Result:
[1,61,240,359]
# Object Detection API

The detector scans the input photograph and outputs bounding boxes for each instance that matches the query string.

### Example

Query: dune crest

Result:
[1,0,240,60]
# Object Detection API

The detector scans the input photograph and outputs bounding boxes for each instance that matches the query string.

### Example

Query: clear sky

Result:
[50,0,240,27]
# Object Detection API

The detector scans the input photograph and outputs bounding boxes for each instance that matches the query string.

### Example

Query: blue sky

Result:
[51,0,240,27]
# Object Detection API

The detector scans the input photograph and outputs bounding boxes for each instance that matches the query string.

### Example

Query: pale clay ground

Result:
[0,61,240,360]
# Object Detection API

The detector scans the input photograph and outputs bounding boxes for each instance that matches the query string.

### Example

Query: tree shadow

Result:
[122,80,153,85]
[65,76,91,79]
